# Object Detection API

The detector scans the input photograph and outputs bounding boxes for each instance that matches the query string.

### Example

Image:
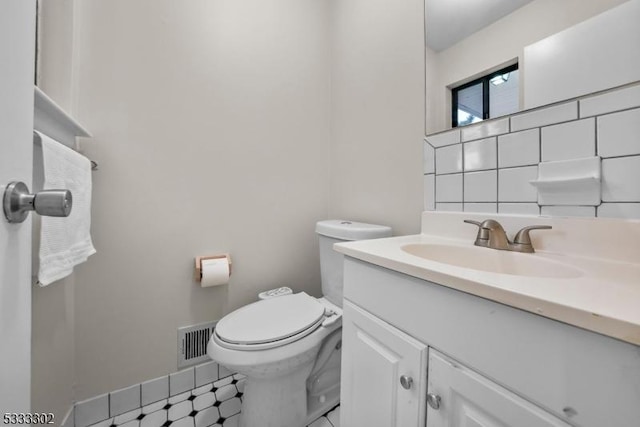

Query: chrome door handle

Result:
[427,392,441,410]
[400,375,413,390]
[3,181,72,223]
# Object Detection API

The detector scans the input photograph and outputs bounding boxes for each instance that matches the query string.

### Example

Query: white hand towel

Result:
[37,131,96,286]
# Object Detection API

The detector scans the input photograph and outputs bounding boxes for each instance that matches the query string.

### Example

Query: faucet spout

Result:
[479,219,511,251]
[464,219,552,253]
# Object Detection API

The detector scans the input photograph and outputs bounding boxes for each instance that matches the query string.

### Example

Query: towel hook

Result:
[3,181,73,223]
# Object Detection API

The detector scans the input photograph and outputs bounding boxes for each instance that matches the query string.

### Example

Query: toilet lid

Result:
[215,292,325,347]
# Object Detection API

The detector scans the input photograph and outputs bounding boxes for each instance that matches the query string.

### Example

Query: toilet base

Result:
[239,362,314,427]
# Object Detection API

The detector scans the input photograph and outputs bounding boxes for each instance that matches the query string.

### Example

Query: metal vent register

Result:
[177,321,217,369]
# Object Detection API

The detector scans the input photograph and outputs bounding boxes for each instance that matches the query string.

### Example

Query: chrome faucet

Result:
[464,219,551,253]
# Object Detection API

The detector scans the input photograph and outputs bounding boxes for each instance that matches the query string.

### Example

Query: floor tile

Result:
[194,406,220,427]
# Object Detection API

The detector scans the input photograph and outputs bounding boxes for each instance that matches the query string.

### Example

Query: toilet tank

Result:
[316,220,392,307]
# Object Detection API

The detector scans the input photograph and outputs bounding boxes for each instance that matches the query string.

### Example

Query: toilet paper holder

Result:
[195,254,232,282]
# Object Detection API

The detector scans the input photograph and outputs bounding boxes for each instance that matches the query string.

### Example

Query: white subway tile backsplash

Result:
[602,156,640,202]
[464,203,497,213]
[110,384,141,417]
[511,102,578,132]
[598,203,640,219]
[464,170,497,202]
[169,368,195,397]
[498,129,540,168]
[464,138,497,171]
[580,84,640,118]
[142,376,169,406]
[424,174,435,211]
[597,108,640,158]
[426,85,640,220]
[425,128,460,147]
[498,166,538,202]
[435,174,462,202]
[423,142,435,174]
[541,206,596,218]
[461,117,509,142]
[541,118,595,161]
[435,144,463,174]
[436,203,463,212]
[498,203,540,215]
[76,394,110,427]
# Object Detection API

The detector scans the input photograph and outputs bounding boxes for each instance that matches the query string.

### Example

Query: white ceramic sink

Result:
[401,243,583,279]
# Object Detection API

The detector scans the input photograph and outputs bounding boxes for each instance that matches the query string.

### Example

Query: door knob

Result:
[400,375,413,390]
[3,181,72,223]
[427,392,441,410]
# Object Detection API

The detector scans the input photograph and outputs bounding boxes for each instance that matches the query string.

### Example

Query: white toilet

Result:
[207,220,392,427]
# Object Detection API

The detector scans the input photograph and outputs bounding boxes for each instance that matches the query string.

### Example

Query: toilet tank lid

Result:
[316,220,392,241]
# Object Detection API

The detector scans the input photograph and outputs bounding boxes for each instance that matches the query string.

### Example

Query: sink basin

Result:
[401,243,582,279]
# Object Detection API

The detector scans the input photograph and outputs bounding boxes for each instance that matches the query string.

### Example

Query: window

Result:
[452,64,519,127]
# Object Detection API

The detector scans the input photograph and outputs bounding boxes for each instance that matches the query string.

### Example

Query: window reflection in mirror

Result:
[451,64,519,128]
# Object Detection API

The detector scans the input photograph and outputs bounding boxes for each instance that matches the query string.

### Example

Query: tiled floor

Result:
[88,373,340,427]
[308,406,340,427]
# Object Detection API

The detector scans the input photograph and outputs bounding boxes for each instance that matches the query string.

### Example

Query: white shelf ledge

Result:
[529,176,599,190]
[532,157,601,206]
[34,86,91,148]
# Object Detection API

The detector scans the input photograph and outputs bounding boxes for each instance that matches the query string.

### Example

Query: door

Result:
[426,350,571,427]
[341,300,427,427]
[0,0,36,413]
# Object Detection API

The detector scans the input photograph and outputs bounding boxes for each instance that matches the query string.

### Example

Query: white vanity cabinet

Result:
[426,350,570,427]
[340,257,640,427]
[341,301,427,426]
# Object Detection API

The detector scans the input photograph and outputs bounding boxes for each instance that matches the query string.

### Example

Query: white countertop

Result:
[334,212,640,346]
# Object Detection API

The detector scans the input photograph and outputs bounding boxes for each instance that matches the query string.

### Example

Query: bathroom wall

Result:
[66,0,331,399]
[35,0,426,406]
[328,0,426,236]
[426,0,629,133]
[424,82,640,219]
[32,0,77,422]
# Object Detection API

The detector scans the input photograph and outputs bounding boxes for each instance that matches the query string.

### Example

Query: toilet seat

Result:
[215,292,326,351]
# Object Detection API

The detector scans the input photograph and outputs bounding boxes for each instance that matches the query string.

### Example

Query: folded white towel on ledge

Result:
[36,131,96,286]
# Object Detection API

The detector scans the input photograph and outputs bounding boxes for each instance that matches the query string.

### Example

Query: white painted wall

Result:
[426,0,629,133]
[35,0,425,401]
[69,0,331,399]
[328,0,425,236]
[524,0,640,108]
[32,0,78,420]
[0,0,36,414]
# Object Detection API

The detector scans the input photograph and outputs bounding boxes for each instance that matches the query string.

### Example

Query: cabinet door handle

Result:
[399,375,413,390]
[427,393,441,410]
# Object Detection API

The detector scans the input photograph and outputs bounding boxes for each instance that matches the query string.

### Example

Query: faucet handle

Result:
[513,225,552,252]
[464,219,490,246]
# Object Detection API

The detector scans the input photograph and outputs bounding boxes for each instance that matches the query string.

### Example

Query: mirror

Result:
[425,0,637,134]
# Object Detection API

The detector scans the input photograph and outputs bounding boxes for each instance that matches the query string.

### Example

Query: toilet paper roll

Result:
[201,257,230,287]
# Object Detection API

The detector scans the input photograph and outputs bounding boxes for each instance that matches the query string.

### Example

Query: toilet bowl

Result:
[207,220,392,427]
[208,293,342,427]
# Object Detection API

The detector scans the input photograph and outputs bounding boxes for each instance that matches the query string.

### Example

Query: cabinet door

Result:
[341,301,427,427]
[427,350,571,427]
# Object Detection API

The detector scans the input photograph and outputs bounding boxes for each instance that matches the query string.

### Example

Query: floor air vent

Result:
[178,321,217,369]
